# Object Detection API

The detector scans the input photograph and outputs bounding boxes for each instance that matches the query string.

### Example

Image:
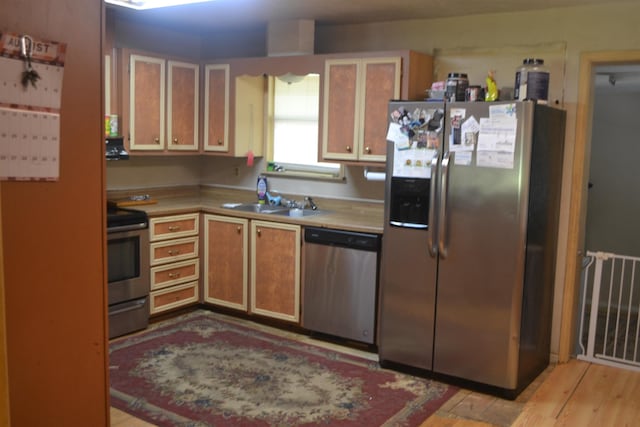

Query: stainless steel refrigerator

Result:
[378,100,565,397]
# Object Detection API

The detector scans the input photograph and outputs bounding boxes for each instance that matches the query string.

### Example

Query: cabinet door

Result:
[360,58,400,162]
[167,61,199,151]
[233,75,265,158]
[250,221,300,322]
[203,215,248,311]
[203,64,229,152]
[129,54,165,150]
[322,59,359,161]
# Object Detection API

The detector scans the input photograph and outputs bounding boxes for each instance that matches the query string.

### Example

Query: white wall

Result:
[106,156,201,190]
[106,155,385,201]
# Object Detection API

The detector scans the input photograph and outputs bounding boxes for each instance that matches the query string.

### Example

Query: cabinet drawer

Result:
[150,213,199,241]
[150,236,199,265]
[151,258,199,290]
[150,281,199,314]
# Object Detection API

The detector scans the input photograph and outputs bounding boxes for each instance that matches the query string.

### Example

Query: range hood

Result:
[267,19,314,57]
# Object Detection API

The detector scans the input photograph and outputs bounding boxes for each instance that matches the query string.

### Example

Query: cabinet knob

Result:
[217,139,223,145]
[154,137,160,144]
[173,137,179,144]
[237,226,242,233]
[346,145,352,153]
[365,146,371,153]
[257,229,261,236]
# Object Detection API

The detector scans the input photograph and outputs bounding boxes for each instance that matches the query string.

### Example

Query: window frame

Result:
[265,75,344,181]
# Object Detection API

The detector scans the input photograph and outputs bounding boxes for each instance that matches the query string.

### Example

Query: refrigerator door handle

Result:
[438,151,453,258]
[427,153,439,257]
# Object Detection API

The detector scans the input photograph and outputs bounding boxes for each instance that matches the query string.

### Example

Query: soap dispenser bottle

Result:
[257,175,268,204]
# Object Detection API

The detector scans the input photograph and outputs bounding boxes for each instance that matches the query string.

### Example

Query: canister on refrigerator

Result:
[514,58,549,104]
[445,73,469,102]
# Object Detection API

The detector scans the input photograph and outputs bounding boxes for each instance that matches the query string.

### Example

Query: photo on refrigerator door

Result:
[386,105,444,179]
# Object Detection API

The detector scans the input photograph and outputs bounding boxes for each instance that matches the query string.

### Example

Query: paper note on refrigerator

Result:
[476,117,517,153]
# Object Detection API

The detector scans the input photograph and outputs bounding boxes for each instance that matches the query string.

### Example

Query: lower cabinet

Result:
[148,213,200,315]
[203,214,301,323]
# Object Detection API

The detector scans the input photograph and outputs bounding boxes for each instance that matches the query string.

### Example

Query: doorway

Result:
[585,65,640,257]
[561,51,640,363]
[574,64,640,369]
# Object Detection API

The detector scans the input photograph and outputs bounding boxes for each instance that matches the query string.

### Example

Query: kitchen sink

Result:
[270,208,332,217]
[221,203,289,214]
[221,203,331,217]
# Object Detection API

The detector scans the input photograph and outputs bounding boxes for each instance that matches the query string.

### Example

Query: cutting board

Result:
[108,197,157,207]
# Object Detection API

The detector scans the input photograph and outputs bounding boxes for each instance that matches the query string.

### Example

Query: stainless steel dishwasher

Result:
[302,227,381,344]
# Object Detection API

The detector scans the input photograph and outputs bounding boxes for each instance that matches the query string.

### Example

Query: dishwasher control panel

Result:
[304,227,380,251]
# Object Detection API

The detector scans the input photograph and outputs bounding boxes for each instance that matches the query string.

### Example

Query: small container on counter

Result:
[109,114,118,136]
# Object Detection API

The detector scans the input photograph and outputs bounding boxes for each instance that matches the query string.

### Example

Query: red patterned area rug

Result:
[109,310,457,426]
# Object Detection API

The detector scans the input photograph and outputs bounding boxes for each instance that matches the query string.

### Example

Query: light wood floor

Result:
[111,359,640,426]
[420,359,640,427]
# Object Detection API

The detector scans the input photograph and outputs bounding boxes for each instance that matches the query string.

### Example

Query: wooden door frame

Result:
[559,50,640,362]
[0,185,10,426]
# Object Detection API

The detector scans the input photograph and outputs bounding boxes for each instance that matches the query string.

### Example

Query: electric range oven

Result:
[107,205,150,338]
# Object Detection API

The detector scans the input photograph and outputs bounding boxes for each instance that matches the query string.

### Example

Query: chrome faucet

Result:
[304,196,318,210]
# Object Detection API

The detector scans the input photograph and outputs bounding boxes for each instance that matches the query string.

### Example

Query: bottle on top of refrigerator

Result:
[514,58,549,104]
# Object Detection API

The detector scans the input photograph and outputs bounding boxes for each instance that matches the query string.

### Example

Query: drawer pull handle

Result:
[168,272,181,279]
[168,225,181,232]
[167,249,181,255]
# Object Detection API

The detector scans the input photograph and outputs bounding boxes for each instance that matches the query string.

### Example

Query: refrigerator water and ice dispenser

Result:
[388,177,430,228]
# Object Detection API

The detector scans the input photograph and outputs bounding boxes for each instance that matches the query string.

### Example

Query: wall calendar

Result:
[0,31,66,181]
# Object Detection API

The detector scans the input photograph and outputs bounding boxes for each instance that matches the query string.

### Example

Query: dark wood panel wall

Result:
[0,0,108,425]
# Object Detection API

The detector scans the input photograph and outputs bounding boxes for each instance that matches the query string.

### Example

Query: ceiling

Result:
[108,0,617,33]
[108,0,640,92]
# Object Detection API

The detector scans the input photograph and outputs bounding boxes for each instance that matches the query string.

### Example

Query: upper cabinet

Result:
[203,65,265,158]
[203,64,229,152]
[321,51,432,164]
[322,57,400,162]
[167,60,199,150]
[124,51,199,153]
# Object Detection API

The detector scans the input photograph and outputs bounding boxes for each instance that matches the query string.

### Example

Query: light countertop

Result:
[108,186,384,234]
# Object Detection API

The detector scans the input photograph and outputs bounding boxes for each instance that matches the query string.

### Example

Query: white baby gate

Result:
[577,251,640,371]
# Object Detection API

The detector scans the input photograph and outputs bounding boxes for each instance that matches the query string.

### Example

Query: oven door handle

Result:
[109,299,146,316]
[107,222,148,234]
